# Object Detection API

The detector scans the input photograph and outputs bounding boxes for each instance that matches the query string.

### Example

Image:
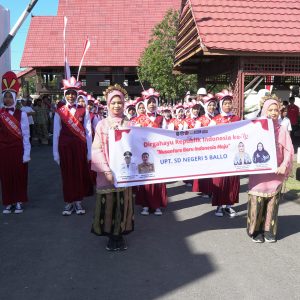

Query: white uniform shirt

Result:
[279,117,292,132]
[120,162,137,176]
[21,106,35,125]
[7,109,31,162]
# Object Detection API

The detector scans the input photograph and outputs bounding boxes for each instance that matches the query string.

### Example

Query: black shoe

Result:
[224,207,237,218]
[106,237,119,251]
[252,233,264,243]
[3,205,15,214]
[74,201,85,215]
[117,236,128,251]
[264,232,277,243]
[62,203,74,216]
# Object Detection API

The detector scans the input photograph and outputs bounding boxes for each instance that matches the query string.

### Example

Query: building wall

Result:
[85,67,142,97]
[30,67,147,99]
[0,5,11,84]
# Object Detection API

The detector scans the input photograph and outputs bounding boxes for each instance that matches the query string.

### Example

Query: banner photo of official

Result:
[109,118,277,187]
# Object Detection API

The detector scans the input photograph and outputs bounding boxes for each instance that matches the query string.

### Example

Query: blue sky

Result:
[1,0,58,71]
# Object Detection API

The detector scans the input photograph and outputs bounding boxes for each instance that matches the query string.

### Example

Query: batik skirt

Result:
[247,187,282,237]
[91,187,134,237]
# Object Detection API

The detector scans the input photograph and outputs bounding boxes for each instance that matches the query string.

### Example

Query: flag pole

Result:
[77,37,91,81]
[0,0,39,58]
[63,16,71,79]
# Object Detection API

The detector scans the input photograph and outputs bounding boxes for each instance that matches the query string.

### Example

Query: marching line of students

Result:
[0,71,30,214]
[0,72,295,250]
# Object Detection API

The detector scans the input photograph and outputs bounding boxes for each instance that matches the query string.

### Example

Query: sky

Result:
[0,0,59,71]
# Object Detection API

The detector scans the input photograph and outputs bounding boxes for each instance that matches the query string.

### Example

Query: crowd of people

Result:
[16,93,106,146]
[279,96,300,138]
[17,95,53,145]
[0,71,296,251]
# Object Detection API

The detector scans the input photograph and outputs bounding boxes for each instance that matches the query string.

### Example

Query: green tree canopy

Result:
[138,9,197,101]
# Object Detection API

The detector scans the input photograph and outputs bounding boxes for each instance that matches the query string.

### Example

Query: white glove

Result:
[23,156,31,163]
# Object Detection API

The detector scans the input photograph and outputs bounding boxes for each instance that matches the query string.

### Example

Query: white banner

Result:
[109,118,277,187]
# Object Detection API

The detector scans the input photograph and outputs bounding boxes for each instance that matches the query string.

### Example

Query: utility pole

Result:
[0,0,39,58]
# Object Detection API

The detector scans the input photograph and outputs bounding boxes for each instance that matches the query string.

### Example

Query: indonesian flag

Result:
[77,37,91,81]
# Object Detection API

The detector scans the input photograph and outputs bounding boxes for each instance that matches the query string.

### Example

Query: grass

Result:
[284,161,300,200]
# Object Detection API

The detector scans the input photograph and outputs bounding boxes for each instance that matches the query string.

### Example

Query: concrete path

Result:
[1,146,299,300]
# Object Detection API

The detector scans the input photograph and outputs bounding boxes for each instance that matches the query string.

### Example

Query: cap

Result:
[203,93,217,104]
[215,89,233,101]
[197,87,207,95]
[124,151,132,157]
[142,88,160,100]
[61,76,82,90]
[2,71,20,94]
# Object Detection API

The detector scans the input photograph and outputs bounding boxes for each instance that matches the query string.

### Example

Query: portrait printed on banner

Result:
[120,151,137,176]
[138,152,155,174]
[252,142,270,164]
[233,142,252,165]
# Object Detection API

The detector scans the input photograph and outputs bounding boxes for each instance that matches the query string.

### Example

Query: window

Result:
[98,74,112,87]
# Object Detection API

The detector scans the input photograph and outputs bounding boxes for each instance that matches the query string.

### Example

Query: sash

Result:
[153,115,164,128]
[57,106,86,143]
[0,109,22,140]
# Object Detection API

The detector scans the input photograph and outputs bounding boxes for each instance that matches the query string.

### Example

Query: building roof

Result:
[21,0,181,68]
[188,0,300,53]
[174,0,300,70]
[16,67,35,79]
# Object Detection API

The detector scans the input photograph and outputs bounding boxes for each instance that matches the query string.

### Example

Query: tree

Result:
[138,9,197,101]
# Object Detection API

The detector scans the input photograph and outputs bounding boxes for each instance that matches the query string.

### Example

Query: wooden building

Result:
[173,0,300,116]
[20,0,181,98]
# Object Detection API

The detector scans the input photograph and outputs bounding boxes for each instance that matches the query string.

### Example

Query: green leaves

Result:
[138,9,197,101]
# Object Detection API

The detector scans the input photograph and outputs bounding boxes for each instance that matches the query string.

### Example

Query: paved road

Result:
[1,146,299,300]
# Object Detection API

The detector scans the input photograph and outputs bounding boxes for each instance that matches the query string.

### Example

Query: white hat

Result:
[197,87,207,95]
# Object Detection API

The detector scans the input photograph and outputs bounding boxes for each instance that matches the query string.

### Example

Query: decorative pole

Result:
[0,0,39,58]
